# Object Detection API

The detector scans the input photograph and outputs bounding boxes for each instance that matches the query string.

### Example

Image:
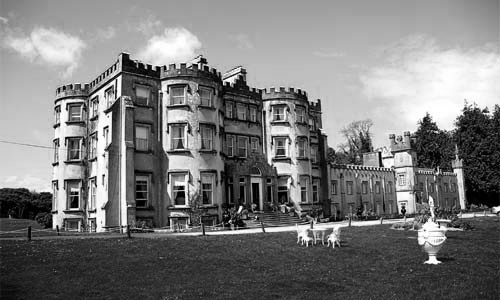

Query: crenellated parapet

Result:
[416,168,457,177]
[331,163,394,173]
[309,99,322,112]
[389,131,413,152]
[160,62,222,82]
[261,87,308,102]
[55,83,89,101]
[223,80,262,98]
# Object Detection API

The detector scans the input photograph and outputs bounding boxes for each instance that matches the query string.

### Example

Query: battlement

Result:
[55,83,90,100]
[261,87,308,101]
[309,99,322,111]
[223,80,262,97]
[416,168,457,176]
[160,62,222,81]
[331,163,393,173]
[389,131,413,152]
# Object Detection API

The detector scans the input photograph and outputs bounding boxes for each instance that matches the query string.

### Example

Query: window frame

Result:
[90,96,99,118]
[312,179,319,203]
[135,84,151,106]
[53,139,59,164]
[237,104,247,121]
[311,145,318,163]
[226,102,234,119]
[297,138,307,158]
[169,85,187,106]
[135,124,150,152]
[331,180,338,195]
[375,181,381,194]
[135,174,149,208]
[362,181,368,194]
[249,106,257,122]
[66,137,82,161]
[88,177,96,211]
[54,106,61,125]
[346,181,353,195]
[296,107,306,123]
[67,103,83,122]
[237,136,248,158]
[300,176,309,203]
[89,133,98,159]
[227,135,235,157]
[200,125,214,151]
[199,86,213,107]
[105,86,115,108]
[272,106,286,122]
[66,180,81,210]
[52,181,58,211]
[171,173,188,206]
[250,137,259,152]
[169,123,187,150]
[398,174,406,186]
[201,173,214,205]
[274,137,288,157]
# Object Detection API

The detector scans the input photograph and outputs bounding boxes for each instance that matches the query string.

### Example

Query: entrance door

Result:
[250,178,262,211]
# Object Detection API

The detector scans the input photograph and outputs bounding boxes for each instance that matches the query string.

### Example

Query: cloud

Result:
[136,27,202,65]
[0,175,51,192]
[359,34,500,130]
[312,49,345,58]
[230,33,254,50]
[96,26,116,40]
[3,27,86,78]
[136,15,163,36]
[0,16,8,24]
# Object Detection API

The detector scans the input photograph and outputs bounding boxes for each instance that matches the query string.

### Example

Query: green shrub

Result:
[35,212,52,228]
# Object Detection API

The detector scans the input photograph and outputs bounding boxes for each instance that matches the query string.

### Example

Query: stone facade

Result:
[51,53,328,232]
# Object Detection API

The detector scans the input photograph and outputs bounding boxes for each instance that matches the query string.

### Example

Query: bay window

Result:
[68,104,83,122]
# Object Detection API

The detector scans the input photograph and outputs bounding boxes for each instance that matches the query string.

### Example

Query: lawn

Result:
[1,218,499,300]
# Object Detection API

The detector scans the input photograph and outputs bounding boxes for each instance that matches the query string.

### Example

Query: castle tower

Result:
[390,131,418,214]
[160,58,225,227]
[452,145,467,209]
[52,83,89,231]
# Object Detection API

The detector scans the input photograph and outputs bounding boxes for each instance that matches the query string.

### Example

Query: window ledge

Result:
[166,149,191,154]
[64,160,83,164]
[270,121,290,126]
[52,162,59,166]
[88,157,97,162]
[63,210,84,213]
[51,210,58,214]
[87,209,96,213]
[272,157,292,163]
[297,157,310,161]
[65,121,85,126]
[167,104,190,110]
[89,116,98,121]
[53,123,60,129]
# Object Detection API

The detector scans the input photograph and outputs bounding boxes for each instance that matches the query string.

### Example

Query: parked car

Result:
[491,206,500,215]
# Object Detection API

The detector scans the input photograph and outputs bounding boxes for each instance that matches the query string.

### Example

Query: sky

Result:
[0,0,499,192]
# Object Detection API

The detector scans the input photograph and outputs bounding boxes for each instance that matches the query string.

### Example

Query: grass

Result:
[1,218,499,300]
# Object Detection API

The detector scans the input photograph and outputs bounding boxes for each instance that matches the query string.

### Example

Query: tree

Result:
[454,103,500,206]
[337,119,374,164]
[0,188,52,219]
[413,113,454,169]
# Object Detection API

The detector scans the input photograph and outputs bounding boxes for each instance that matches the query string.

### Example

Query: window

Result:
[53,139,59,163]
[199,86,212,107]
[90,96,98,118]
[277,177,288,204]
[54,106,61,124]
[66,137,82,161]
[346,181,353,195]
[171,173,187,206]
[89,133,97,159]
[272,106,286,121]
[237,136,248,157]
[430,183,435,193]
[375,181,381,194]
[227,177,234,204]
[200,125,213,150]
[444,183,449,193]
[311,145,318,163]
[135,125,149,151]
[103,126,110,147]
[135,85,150,106]
[135,175,149,208]
[65,219,80,231]
[331,180,338,195]
[226,102,233,118]
[237,104,247,120]
[218,111,224,127]
[419,182,424,191]
[309,118,316,131]
[170,86,186,105]
[249,107,257,122]
[296,107,306,123]
[398,174,406,186]
[250,137,259,152]
[297,138,307,158]
[312,180,319,203]
[105,86,115,107]
[274,137,287,157]
[387,181,393,193]
[239,177,246,204]
[201,174,214,205]
[227,135,234,157]
[88,178,96,210]
[170,124,186,150]
[66,181,80,210]
[300,176,309,203]
[52,181,58,211]
[68,104,83,122]
[362,181,368,194]
[451,183,457,193]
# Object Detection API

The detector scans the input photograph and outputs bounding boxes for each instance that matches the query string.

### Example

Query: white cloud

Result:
[136,15,163,36]
[312,49,345,58]
[0,175,51,192]
[360,34,500,130]
[136,27,202,65]
[230,33,254,50]
[3,27,86,78]
[0,16,8,24]
[96,26,116,40]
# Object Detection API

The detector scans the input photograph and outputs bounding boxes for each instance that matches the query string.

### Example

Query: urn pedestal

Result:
[417,221,447,264]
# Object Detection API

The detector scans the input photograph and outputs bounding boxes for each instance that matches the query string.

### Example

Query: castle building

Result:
[51,53,328,232]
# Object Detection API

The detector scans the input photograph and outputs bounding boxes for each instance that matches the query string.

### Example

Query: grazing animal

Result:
[327,226,341,248]
[296,224,309,244]
[301,234,313,247]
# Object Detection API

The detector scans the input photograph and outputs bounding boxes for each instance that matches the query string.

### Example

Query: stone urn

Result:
[417,220,447,264]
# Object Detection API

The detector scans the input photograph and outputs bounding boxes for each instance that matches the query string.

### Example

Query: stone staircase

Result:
[245,211,309,228]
